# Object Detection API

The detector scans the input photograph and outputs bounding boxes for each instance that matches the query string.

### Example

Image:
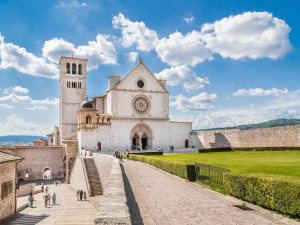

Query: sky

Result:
[0,0,299,135]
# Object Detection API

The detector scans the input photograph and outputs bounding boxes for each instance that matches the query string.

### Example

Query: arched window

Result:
[66,63,70,74]
[78,64,82,75]
[72,63,76,74]
[86,115,91,124]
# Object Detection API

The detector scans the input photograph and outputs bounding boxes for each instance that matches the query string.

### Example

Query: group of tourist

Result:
[44,192,56,207]
[76,189,86,201]
[112,151,124,162]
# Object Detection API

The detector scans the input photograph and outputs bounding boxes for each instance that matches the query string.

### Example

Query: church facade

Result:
[59,57,197,152]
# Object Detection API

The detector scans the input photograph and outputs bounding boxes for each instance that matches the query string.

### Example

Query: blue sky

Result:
[0,0,299,135]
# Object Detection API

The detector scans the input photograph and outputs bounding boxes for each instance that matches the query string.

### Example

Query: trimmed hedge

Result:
[130,151,163,156]
[224,173,300,217]
[131,154,195,181]
[198,148,233,153]
[198,146,300,153]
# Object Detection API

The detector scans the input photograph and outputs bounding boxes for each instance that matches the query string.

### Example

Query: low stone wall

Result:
[93,154,115,189]
[70,157,88,194]
[197,125,300,148]
[17,183,36,197]
[94,155,131,224]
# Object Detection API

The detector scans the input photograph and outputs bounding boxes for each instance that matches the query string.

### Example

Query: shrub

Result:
[198,146,300,153]
[131,154,195,181]
[198,148,232,153]
[224,173,300,217]
[131,151,163,156]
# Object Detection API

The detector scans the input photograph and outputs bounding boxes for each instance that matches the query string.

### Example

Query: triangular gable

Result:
[113,61,168,93]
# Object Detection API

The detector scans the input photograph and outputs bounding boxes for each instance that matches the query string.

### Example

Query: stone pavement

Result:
[121,160,299,225]
[2,184,101,225]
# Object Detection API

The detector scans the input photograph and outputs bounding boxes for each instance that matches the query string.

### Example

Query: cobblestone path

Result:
[121,160,299,225]
[3,184,101,225]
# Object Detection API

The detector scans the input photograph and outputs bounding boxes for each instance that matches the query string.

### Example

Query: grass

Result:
[148,151,300,178]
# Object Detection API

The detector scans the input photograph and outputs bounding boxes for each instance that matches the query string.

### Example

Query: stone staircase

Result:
[83,158,103,196]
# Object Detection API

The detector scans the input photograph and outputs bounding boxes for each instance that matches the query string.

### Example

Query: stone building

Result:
[32,138,48,146]
[59,57,194,152]
[0,151,23,220]
[0,146,63,180]
[47,126,60,146]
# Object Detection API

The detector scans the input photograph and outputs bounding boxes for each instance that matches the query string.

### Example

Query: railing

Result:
[81,157,91,196]
[195,162,230,189]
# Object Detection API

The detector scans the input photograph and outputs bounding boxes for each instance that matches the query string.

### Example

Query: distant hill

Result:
[0,135,47,146]
[196,119,300,131]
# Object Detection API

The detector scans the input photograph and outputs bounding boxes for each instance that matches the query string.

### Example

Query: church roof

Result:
[0,151,23,164]
[94,94,107,99]
[63,131,78,141]
[81,100,94,109]
[111,59,168,93]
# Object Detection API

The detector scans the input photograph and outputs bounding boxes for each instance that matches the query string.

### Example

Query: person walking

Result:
[112,151,115,157]
[44,195,48,207]
[28,194,31,207]
[80,190,83,201]
[127,151,129,161]
[52,193,56,205]
[41,183,44,193]
[45,186,49,194]
[83,191,86,201]
[48,193,51,205]
[30,194,34,207]
[76,189,80,201]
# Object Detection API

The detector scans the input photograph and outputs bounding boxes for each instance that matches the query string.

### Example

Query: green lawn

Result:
[149,151,300,178]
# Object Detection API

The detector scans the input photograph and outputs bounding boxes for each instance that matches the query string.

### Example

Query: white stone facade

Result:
[61,58,195,151]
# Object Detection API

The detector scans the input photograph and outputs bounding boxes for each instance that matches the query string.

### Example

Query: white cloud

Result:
[233,88,289,97]
[31,98,59,105]
[112,13,159,51]
[0,104,14,109]
[191,89,300,129]
[0,114,47,135]
[12,86,29,93]
[0,94,59,105]
[128,52,138,62]
[155,31,213,67]
[43,38,76,63]
[0,34,59,79]
[43,35,117,70]
[170,92,217,112]
[183,17,194,24]
[26,106,48,111]
[201,12,292,60]
[155,66,209,91]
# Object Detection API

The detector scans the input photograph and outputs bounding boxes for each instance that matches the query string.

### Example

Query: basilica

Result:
[58,56,196,152]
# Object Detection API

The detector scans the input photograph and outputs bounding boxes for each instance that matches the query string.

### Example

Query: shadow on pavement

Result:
[1,213,49,225]
[120,163,144,225]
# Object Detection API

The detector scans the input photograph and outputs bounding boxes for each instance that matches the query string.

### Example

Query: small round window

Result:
[137,80,144,88]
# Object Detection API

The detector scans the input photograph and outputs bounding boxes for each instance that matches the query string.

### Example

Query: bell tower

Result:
[59,57,88,144]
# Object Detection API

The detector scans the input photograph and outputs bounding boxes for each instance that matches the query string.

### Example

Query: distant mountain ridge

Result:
[0,135,47,146]
[196,119,300,131]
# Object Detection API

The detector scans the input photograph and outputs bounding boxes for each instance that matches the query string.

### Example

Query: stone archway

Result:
[130,123,153,150]
[42,167,52,179]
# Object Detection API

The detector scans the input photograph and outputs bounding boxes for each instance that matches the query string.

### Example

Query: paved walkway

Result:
[3,184,101,225]
[121,160,299,225]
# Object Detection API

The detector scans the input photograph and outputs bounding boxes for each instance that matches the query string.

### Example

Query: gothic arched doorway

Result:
[185,139,189,148]
[130,123,153,150]
[141,133,148,149]
[132,133,139,147]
